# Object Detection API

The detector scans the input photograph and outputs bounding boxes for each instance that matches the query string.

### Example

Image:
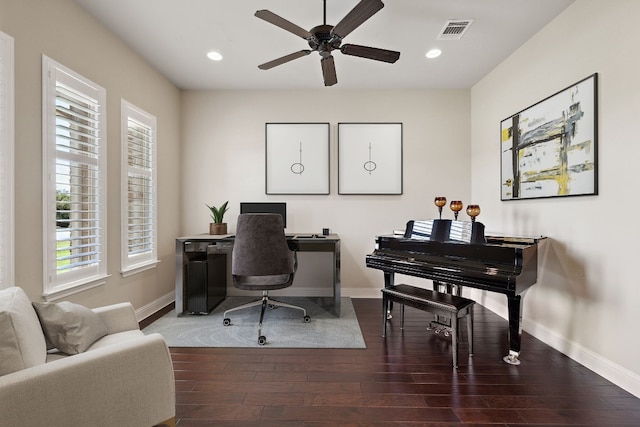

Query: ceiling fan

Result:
[255,0,401,86]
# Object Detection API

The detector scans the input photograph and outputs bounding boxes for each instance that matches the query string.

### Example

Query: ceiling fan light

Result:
[426,48,442,59]
[207,51,223,61]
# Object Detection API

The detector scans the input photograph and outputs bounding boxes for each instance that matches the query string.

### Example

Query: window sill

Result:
[43,274,110,302]
[121,260,160,278]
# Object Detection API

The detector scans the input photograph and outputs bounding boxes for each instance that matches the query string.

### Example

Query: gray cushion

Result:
[0,287,47,376]
[33,301,108,355]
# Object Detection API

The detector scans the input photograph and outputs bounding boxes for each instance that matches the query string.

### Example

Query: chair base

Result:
[223,291,310,345]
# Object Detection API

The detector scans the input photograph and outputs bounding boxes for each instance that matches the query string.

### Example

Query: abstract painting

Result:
[501,74,598,200]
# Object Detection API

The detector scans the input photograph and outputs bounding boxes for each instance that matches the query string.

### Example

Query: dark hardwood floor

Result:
[161,298,640,426]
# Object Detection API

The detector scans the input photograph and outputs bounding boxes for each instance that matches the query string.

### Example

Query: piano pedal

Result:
[435,328,450,336]
[429,321,452,337]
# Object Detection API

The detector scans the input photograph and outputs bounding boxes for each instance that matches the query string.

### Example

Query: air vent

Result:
[437,19,473,40]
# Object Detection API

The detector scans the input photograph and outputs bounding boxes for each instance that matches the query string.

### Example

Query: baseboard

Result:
[473,292,640,399]
[135,291,175,322]
[523,315,640,398]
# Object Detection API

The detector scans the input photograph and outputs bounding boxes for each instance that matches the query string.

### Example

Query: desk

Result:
[175,234,341,317]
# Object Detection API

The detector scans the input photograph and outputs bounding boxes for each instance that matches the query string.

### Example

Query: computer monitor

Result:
[239,202,287,228]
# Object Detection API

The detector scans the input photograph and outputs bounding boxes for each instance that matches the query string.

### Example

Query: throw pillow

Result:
[32,301,108,355]
[0,287,47,376]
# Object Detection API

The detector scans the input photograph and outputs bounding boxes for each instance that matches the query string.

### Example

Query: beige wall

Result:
[0,0,181,312]
[471,0,640,395]
[180,89,471,296]
[3,0,639,399]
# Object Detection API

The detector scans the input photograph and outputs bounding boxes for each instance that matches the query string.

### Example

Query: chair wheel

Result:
[303,315,311,323]
[258,336,267,345]
[223,318,231,326]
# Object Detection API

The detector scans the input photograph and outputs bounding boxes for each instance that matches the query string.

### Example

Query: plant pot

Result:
[209,223,227,235]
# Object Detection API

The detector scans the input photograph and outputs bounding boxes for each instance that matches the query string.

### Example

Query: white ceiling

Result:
[73,0,574,90]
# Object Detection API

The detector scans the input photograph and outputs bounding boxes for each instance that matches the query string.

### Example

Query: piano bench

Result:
[381,284,475,368]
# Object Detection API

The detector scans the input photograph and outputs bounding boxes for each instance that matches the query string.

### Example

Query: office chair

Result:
[223,213,310,345]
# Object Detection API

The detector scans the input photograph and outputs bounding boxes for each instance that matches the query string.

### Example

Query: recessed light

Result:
[426,48,442,59]
[207,51,223,61]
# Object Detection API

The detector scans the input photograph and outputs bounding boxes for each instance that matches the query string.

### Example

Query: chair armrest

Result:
[0,333,175,427]
[92,302,139,333]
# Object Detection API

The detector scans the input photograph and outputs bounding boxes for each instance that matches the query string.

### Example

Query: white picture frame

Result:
[265,123,330,195]
[338,123,403,195]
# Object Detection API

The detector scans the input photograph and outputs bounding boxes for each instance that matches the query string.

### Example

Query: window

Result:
[0,31,14,290]
[120,100,158,275]
[42,56,107,299]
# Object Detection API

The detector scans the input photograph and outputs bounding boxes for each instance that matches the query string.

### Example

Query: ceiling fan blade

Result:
[258,50,312,70]
[340,44,400,63]
[321,56,338,86]
[255,10,315,41]
[331,0,384,39]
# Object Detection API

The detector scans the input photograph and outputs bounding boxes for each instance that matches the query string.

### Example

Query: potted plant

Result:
[206,201,229,235]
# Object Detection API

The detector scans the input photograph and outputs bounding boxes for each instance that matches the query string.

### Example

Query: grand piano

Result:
[366,219,544,365]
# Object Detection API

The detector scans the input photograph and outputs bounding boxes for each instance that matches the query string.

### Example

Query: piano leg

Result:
[503,292,526,365]
[384,271,395,319]
[381,295,388,337]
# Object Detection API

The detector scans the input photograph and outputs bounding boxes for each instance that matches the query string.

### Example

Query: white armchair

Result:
[0,287,175,427]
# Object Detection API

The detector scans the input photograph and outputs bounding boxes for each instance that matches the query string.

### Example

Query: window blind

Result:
[55,83,102,274]
[127,118,154,256]
[121,100,157,274]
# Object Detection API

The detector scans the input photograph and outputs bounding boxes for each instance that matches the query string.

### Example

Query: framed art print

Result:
[501,74,598,200]
[265,123,330,195]
[338,123,403,195]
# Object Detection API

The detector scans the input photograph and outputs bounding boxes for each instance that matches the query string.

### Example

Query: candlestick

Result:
[450,200,463,220]
[434,196,446,219]
[466,204,481,222]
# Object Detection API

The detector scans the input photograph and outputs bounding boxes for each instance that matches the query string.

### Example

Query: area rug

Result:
[143,297,366,348]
